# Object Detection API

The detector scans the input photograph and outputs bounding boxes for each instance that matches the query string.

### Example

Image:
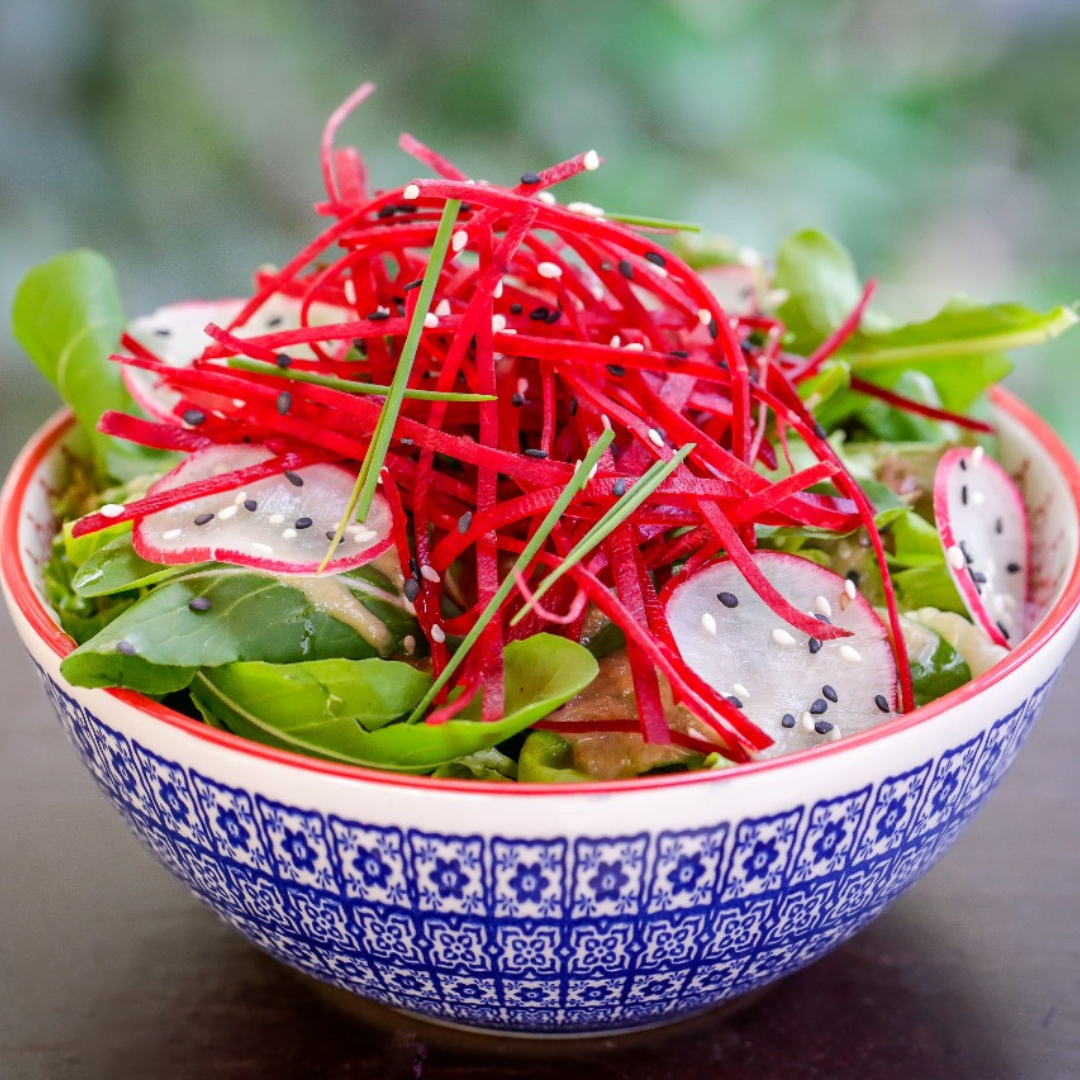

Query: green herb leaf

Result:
[517,729,593,783]
[72,533,208,597]
[11,250,168,481]
[901,614,971,707]
[191,634,598,772]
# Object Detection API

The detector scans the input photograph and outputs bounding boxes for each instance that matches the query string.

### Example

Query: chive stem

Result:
[510,442,695,626]
[224,356,494,402]
[404,428,616,724]
[604,211,702,233]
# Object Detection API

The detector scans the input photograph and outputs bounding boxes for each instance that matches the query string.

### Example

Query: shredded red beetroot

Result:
[89,87,929,758]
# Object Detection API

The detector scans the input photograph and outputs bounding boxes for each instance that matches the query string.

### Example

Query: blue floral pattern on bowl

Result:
[36,665,1056,1034]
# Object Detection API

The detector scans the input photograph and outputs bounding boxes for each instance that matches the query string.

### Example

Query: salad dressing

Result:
[290,575,394,653]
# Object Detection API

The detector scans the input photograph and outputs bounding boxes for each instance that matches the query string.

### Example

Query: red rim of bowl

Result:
[4,389,1080,797]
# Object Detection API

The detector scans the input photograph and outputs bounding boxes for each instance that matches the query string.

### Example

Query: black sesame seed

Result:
[244,499,258,512]
[781,713,797,729]
[996,620,1011,640]
[457,511,473,534]
[617,259,634,280]
[810,699,829,715]
[520,171,542,185]
[377,205,396,218]
[153,327,172,337]
[194,513,214,526]
[717,592,739,608]
[529,305,551,321]
[727,696,743,709]
[668,349,689,361]
[1006,562,1021,573]
[995,517,1004,534]
[403,278,423,291]
[523,448,548,459]
[814,720,834,735]
[188,597,212,612]
[644,250,667,267]
[277,391,292,416]
[612,477,629,497]
[960,539,974,564]
[368,310,391,322]
[959,458,968,471]
[970,569,987,584]
[569,397,579,417]
[961,485,968,506]
[284,471,304,487]
[403,578,420,603]
[874,694,890,713]
[822,684,838,703]
[275,353,292,369]
[116,641,137,656]
[409,557,421,580]
[809,637,822,654]
[846,569,860,586]
[506,303,521,316]
[813,422,827,439]
[511,393,525,407]
[707,318,719,340]
[295,517,313,530]
[606,364,626,377]
[182,408,206,426]
[325,531,338,542]
[545,308,562,324]
[814,613,833,625]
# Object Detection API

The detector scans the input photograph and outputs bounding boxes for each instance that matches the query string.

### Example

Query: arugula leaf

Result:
[72,534,208,597]
[12,250,168,481]
[60,569,388,692]
[190,634,598,772]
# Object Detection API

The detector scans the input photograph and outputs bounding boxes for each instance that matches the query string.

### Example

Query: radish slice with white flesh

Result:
[933,446,1029,648]
[132,444,392,575]
[665,551,897,758]
[124,295,349,421]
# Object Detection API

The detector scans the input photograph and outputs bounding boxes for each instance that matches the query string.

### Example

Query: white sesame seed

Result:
[839,645,863,663]
[698,308,712,326]
[946,545,966,570]
[648,428,664,447]
[567,200,604,218]
[828,725,843,743]
[232,399,246,408]
[353,528,377,543]
[624,342,645,352]
[451,230,468,252]
[701,612,718,635]
[268,513,285,526]
[501,328,517,335]
[423,312,439,329]
[516,377,529,396]
[583,149,600,171]
[588,462,599,480]
[282,528,297,540]
[609,334,621,348]
[420,564,440,583]
[972,490,985,507]
[972,446,985,466]
[493,279,504,298]
[732,683,750,700]
[771,628,796,647]
[492,314,507,332]
[403,634,416,655]
[431,624,446,644]
[801,711,816,732]
[234,491,249,505]
[435,299,451,317]
[844,578,857,600]
[344,279,357,304]
[252,542,274,555]
[402,183,420,201]
[218,505,238,521]
[537,261,563,279]
[814,595,832,618]
[162,528,183,541]
[100,503,125,518]
[537,191,557,205]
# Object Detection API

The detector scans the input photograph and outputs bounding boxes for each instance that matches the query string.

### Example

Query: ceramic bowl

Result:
[3,390,1080,1037]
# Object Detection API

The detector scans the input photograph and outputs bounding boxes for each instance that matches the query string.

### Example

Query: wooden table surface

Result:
[1,417,1078,1079]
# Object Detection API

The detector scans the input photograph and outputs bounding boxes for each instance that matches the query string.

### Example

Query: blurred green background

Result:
[3,0,1080,469]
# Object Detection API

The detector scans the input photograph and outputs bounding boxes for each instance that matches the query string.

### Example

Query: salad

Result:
[13,85,1076,782]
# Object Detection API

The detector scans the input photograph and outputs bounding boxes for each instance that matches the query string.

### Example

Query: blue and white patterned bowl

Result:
[4,391,1080,1037]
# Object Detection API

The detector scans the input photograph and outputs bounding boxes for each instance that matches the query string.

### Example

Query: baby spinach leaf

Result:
[12,250,168,481]
[517,730,593,783]
[905,618,971,707]
[72,534,208,597]
[190,634,598,772]
[60,569,384,692]
[893,563,966,616]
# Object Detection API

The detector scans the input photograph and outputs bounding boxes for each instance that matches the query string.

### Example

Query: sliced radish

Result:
[665,551,897,758]
[933,446,1029,648]
[124,296,348,420]
[132,444,392,575]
